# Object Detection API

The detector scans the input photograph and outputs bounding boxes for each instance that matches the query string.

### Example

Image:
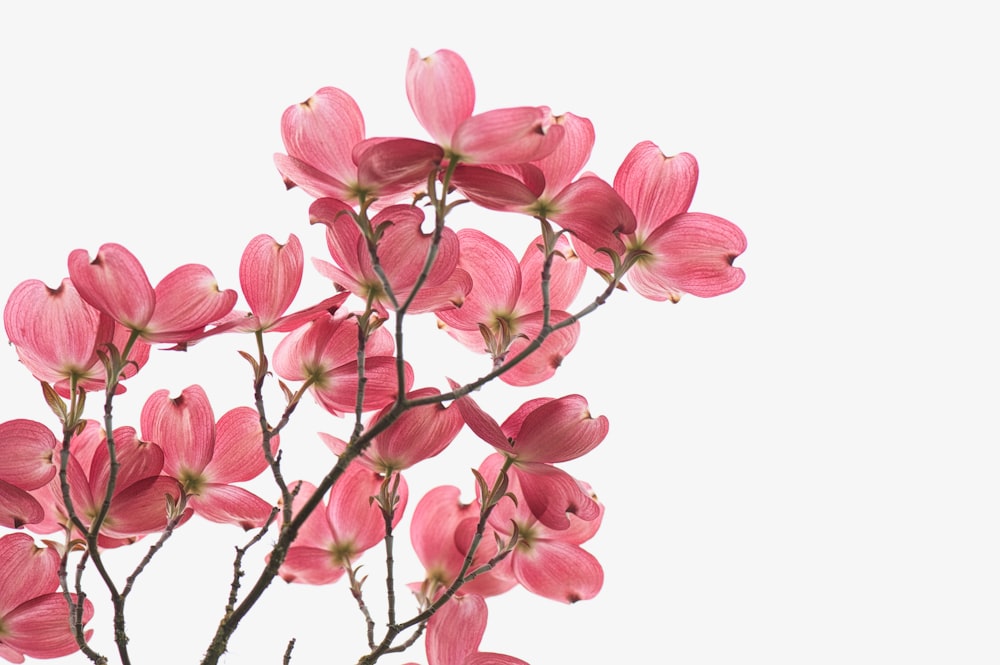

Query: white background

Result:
[1,2,997,664]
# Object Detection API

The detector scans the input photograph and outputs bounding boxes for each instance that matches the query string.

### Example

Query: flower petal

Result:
[406,49,475,149]
[67,243,154,330]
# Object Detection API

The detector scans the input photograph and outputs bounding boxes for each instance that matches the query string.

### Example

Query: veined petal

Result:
[240,234,303,329]
[278,545,347,585]
[450,164,544,212]
[500,311,580,387]
[101,476,183,539]
[510,463,601,530]
[532,112,595,197]
[354,137,443,196]
[190,484,273,529]
[410,485,474,583]
[614,142,698,237]
[549,175,637,254]
[140,386,216,478]
[206,406,276,483]
[366,388,464,470]
[67,243,155,330]
[426,593,487,665]
[280,87,365,186]
[0,420,58,490]
[0,533,59,613]
[146,264,237,340]
[449,384,511,453]
[436,229,520,333]
[513,395,608,463]
[452,107,565,164]
[407,49,475,149]
[0,593,94,660]
[513,539,603,603]
[0,481,45,529]
[89,427,165,502]
[326,464,404,555]
[515,234,586,314]
[274,153,355,200]
[628,212,747,300]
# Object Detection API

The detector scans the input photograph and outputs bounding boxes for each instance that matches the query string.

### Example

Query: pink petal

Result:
[0,533,59,614]
[510,463,601,530]
[515,234,586,314]
[365,388,464,470]
[426,593,487,665]
[436,229,520,335]
[281,480,334,548]
[0,593,94,659]
[3,278,101,382]
[406,49,475,149]
[88,427,165,499]
[280,87,365,187]
[628,212,747,300]
[549,175,637,253]
[313,356,411,417]
[190,484,273,529]
[513,539,603,603]
[452,107,565,165]
[0,420,58,490]
[450,164,543,212]
[532,112,595,197]
[0,481,45,529]
[101,475,183,539]
[500,311,580,387]
[205,406,276,483]
[278,546,346,585]
[354,137,443,196]
[614,142,699,237]
[512,395,608,463]
[327,464,407,554]
[449,386,512,453]
[140,386,216,478]
[145,264,238,340]
[410,485,473,582]
[240,234,303,329]
[273,153,355,200]
[67,243,154,329]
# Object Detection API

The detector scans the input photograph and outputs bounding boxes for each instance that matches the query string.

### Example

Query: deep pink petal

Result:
[67,243,155,329]
[513,463,602,530]
[240,234,303,328]
[0,420,58,490]
[205,406,276,483]
[365,388,464,470]
[313,356,411,417]
[549,176,637,253]
[512,394,608,463]
[278,546,346,585]
[436,229,520,334]
[0,481,45,529]
[0,533,59,614]
[499,311,580,387]
[515,234,586,314]
[628,212,747,300]
[467,654,530,665]
[426,593,486,665]
[354,137,443,196]
[0,593,94,659]
[326,464,406,555]
[280,87,365,187]
[449,385,512,453]
[407,49,475,149]
[410,485,473,583]
[140,386,215,478]
[89,427,165,499]
[146,264,237,340]
[614,142,698,237]
[513,539,603,603]
[274,153,356,200]
[453,107,565,165]
[190,484,273,529]
[101,476,183,539]
[450,164,543,211]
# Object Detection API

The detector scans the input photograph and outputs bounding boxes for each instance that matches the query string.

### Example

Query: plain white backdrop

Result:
[1,2,997,664]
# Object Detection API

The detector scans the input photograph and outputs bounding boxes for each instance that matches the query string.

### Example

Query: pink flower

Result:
[451,113,637,253]
[272,309,413,416]
[3,278,150,395]
[404,593,527,665]
[0,533,94,662]
[453,389,606,530]
[276,466,408,585]
[67,243,238,343]
[274,87,443,204]
[320,387,464,473]
[409,485,516,600]
[407,49,564,165]
[309,199,471,315]
[576,141,747,301]
[480,455,604,604]
[436,229,584,386]
[0,420,58,529]
[140,385,277,529]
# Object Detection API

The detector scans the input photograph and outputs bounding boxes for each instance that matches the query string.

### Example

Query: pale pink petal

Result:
[549,175,637,253]
[0,533,59,613]
[614,142,698,237]
[280,87,364,186]
[628,212,747,300]
[0,593,94,659]
[533,112,595,197]
[513,539,603,603]
[326,464,407,555]
[436,229,520,333]
[406,49,475,149]
[205,406,276,483]
[410,485,473,582]
[0,643,24,663]
[240,234,303,329]
[500,311,580,387]
[282,480,335,548]
[146,264,237,340]
[67,243,155,329]
[190,484,273,529]
[453,107,565,165]
[140,386,215,478]
[0,420,58,490]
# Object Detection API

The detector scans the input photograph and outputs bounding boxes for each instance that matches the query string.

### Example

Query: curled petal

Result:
[101,476,183,539]
[0,481,45,529]
[450,164,544,212]
[273,153,354,200]
[512,395,609,463]
[354,137,443,196]
[549,176,637,254]
[453,107,565,164]
[533,112,596,197]
[512,539,603,603]
[146,264,238,341]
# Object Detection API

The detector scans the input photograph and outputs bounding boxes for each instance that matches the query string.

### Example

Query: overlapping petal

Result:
[240,234,303,329]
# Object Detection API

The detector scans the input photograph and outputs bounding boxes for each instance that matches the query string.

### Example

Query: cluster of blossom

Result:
[0,49,746,664]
